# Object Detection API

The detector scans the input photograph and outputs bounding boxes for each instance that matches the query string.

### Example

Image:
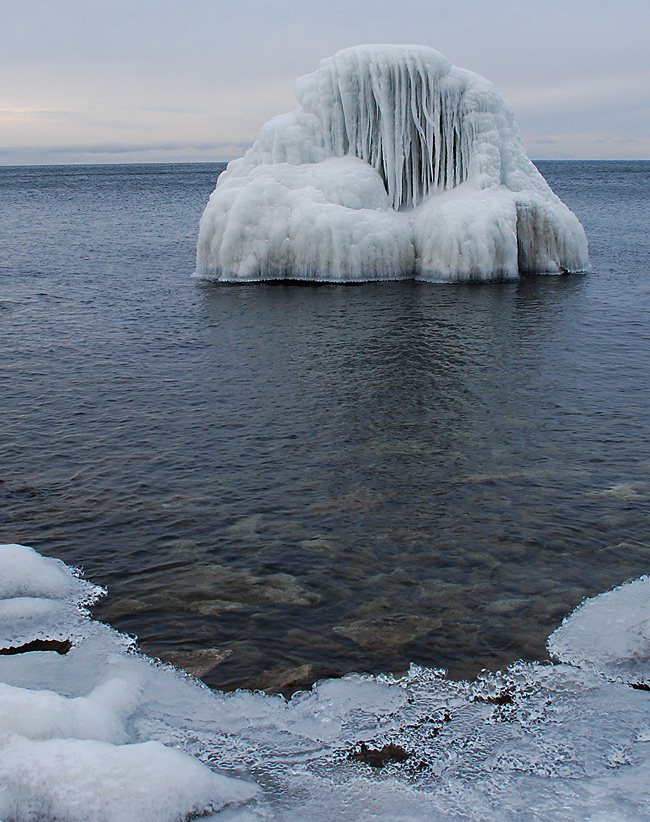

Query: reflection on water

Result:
[1,162,649,692]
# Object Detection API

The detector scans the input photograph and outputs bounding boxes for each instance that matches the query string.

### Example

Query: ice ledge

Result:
[0,544,258,822]
[549,575,650,688]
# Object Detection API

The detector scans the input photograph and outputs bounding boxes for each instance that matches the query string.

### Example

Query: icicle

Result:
[313,46,474,209]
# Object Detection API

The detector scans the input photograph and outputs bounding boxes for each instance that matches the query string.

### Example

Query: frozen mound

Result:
[196,44,588,283]
[3,545,650,821]
[549,575,650,688]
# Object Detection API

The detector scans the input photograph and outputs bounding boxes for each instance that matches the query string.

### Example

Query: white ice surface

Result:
[0,736,256,822]
[549,575,650,687]
[1,543,649,822]
[0,543,102,604]
[196,45,588,283]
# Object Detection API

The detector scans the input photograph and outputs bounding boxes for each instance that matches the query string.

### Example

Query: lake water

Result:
[1,160,649,694]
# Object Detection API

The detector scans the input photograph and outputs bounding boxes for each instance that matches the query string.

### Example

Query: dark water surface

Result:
[1,161,649,693]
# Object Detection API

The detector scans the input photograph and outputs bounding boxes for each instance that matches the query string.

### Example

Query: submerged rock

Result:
[333,614,442,653]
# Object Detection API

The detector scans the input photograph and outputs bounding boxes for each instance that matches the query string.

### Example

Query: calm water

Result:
[1,161,649,693]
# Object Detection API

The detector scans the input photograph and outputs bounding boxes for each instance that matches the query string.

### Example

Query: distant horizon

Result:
[2,155,649,169]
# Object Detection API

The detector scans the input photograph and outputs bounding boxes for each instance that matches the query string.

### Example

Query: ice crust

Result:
[1,543,649,821]
[196,45,588,283]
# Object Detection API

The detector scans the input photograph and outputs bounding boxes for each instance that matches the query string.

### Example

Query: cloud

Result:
[1,0,649,161]
[506,71,650,116]
[0,141,252,166]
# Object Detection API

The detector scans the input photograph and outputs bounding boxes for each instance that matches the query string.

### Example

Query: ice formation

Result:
[0,545,258,822]
[196,45,588,282]
[549,575,650,688]
[3,543,650,822]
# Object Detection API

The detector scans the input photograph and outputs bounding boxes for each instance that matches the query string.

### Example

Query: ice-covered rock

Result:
[196,45,588,282]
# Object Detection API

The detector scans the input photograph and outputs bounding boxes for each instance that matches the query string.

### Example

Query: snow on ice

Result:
[196,45,588,283]
[1,543,650,821]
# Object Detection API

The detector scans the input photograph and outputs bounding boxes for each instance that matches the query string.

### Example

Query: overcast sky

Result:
[2,0,649,164]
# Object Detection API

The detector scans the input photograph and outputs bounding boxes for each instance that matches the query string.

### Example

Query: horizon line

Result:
[2,157,650,168]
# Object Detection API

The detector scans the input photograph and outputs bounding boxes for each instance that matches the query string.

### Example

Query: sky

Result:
[2,0,649,164]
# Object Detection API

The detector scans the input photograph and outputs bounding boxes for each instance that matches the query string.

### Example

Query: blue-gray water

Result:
[1,161,649,693]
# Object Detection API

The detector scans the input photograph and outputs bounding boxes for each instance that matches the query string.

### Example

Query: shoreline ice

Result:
[196,45,588,283]
[1,543,649,821]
